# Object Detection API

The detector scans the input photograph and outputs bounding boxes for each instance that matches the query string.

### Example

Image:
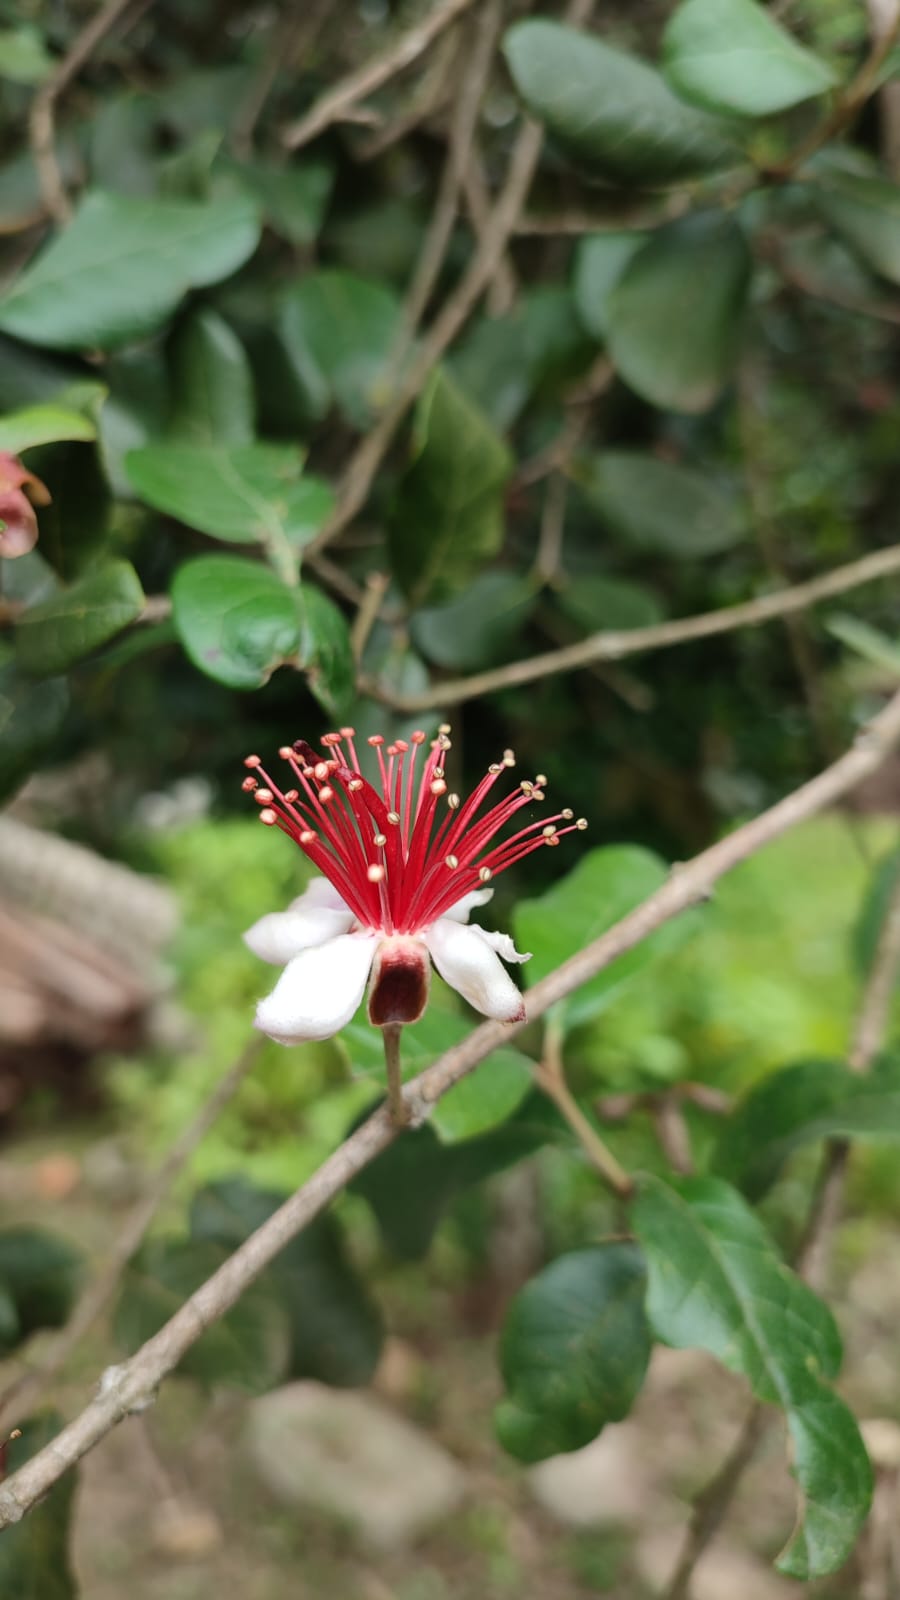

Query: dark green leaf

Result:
[295,584,354,719]
[716,1055,900,1199]
[341,1008,534,1143]
[389,366,512,605]
[411,571,537,671]
[451,287,591,430]
[0,1228,82,1352]
[115,1237,289,1392]
[662,0,837,117]
[0,649,67,803]
[0,190,261,350]
[226,157,333,246]
[514,846,692,1033]
[632,1175,872,1578]
[0,1414,78,1600]
[168,308,255,443]
[190,1180,383,1387]
[0,404,96,453]
[16,560,145,675]
[817,168,900,288]
[576,451,747,557]
[607,212,752,412]
[504,19,740,185]
[171,555,299,690]
[0,1285,18,1347]
[496,1243,651,1462]
[557,574,664,634]
[573,232,648,342]
[96,346,169,497]
[87,91,160,196]
[279,270,402,427]
[24,438,112,580]
[126,442,333,555]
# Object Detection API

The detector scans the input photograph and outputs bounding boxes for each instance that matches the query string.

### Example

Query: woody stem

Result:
[383,1023,410,1127]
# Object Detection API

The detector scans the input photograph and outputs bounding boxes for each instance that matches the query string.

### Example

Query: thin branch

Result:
[231,1,330,159]
[460,154,519,314]
[354,27,459,160]
[774,9,900,177]
[664,1408,770,1600]
[360,544,900,711]
[532,472,569,587]
[4,686,900,1525]
[29,0,155,223]
[0,1038,262,1437]
[535,1025,632,1197]
[281,0,478,152]
[350,570,391,664]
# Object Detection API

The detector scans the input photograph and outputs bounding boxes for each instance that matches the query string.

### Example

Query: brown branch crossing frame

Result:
[2,685,900,1527]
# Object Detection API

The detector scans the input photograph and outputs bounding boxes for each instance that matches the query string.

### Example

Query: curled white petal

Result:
[442,887,494,924]
[289,877,351,914]
[470,926,531,965]
[243,905,354,965]
[255,932,377,1044]
[425,917,526,1024]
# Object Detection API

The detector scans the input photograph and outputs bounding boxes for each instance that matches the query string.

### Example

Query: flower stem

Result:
[382,1023,410,1127]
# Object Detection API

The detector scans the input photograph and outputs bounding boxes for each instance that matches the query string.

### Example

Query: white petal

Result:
[289,876,350,914]
[442,887,494,924]
[255,932,377,1044]
[471,926,531,965]
[425,918,526,1024]
[243,905,354,966]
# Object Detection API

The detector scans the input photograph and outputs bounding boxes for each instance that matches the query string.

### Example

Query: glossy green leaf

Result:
[716,1055,900,1199]
[16,560,145,675]
[279,270,402,427]
[125,442,333,555]
[295,584,354,719]
[0,26,53,85]
[190,1180,383,1387]
[662,0,837,117]
[115,1237,289,1392]
[341,1008,534,1143]
[389,366,512,605]
[0,1228,82,1353]
[556,574,664,634]
[0,649,67,804]
[573,232,648,342]
[504,19,740,185]
[576,451,746,557]
[0,190,261,350]
[452,286,591,430]
[496,1243,651,1463]
[411,571,537,671]
[0,1415,78,1600]
[351,1094,559,1259]
[632,1175,872,1578]
[607,212,752,412]
[168,308,255,444]
[0,404,96,454]
[817,169,900,288]
[171,555,299,690]
[514,846,691,1033]
[826,613,900,676]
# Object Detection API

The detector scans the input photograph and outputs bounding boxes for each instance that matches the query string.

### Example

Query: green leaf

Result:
[115,1237,289,1392]
[716,1055,900,1199]
[514,846,692,1033]
[0,1228,82,1353]
[0,1286,19,1347]
[279,270,402,428]
[351,1094,558,1259]
[855,848,900,978]
[0,1415,78,1600]
[190,1180,383,1387]
[504,19,740,185]
[632,1175,872,1578]
[451,286,591,430]
[826,613,900,676]
[168,308,255,444]
[341,1008,534,1144]
[575,451,747,557]
[607,212,752,412]
[662,0,837,117]
[817,168,900,288]
[0,26,53,85]
[295,584,355,720]
[15,560,145,676]
[496,1243,651,1463]
[0,650,68,804]
[125,442,333,554]
[226,157,333,247]
[573,232,648,342]
[556,574,664,634]
[389,366,512,605]
[171,555,299,690]
[0,190,261,350]
[410,571,537,671]
[0,404,96,454]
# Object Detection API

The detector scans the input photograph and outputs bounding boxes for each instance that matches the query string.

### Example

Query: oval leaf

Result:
[0,190,261,350]
[295,584,354,719]
[410,571,537,671]
[15,559,144,675]
[168,308,255,444]
[632,1175,872,1578]
[817,168,900,288]
[607,211,752,412]
[504,19,740,185]
[171,554,299,690]
[496,1243,651,1463]
[663,0,837,117]
[573,232,648,342]
[0,404,96,454]
[279,269,402,428]
[576,450,746,557]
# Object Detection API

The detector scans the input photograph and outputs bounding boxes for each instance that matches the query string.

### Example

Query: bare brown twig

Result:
[4,687,900,1526]
[534,1024,632,1197]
